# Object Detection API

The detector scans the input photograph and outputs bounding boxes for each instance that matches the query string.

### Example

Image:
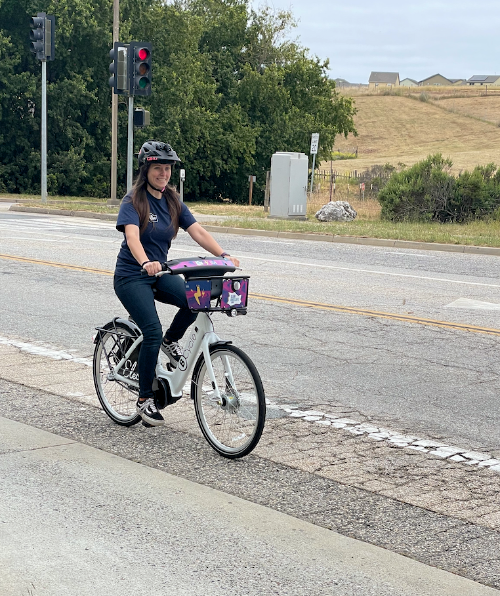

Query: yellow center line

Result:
[2,253,500,337]
[0,253,113,276]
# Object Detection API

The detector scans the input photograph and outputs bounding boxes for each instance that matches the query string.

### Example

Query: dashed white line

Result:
[269,403,500,473]
[0,336,92,366]
[3,334,499,474]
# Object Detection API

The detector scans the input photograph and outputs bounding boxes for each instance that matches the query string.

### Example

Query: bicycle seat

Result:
[166,256,236,281]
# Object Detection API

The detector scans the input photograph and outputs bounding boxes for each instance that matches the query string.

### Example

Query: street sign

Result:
[310,133,319,155]
[360,183,365,191]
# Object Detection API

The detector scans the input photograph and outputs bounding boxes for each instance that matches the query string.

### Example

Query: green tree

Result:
[0,0,357,202]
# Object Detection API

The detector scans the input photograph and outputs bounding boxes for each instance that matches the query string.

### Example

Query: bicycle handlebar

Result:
[140,256,240,277]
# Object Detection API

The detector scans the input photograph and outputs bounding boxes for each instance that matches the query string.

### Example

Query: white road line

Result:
[271,404,500,473]
[445,298,500,310]
[1,237,74,243]
[172,247,500,289]
[0,336,92,366]
[3,333,499,474]
[3,223,500,289]
[383,252,438,258]
[0,233,120,244]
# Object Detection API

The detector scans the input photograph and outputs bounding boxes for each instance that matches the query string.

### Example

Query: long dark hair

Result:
[129,163,182,235]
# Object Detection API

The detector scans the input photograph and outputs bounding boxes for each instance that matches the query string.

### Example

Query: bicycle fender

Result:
[93,317,141,343]
[210,340,233,348]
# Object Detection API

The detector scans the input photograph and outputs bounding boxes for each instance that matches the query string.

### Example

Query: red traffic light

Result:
[128,41,152,96]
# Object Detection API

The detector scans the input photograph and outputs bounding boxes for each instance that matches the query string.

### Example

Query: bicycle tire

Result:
[93,323,142,426]
[191,344,266,458]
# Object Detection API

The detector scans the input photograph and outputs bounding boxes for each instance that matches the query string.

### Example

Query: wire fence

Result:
[304,167,392,220]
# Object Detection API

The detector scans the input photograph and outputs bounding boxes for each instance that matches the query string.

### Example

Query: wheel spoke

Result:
[93,326,140,426]
[193,346,265,458]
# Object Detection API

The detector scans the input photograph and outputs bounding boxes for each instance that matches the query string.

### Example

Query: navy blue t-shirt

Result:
[115,191,197,276]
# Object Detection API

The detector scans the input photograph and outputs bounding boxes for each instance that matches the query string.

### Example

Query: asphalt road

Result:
[1,206,500,453]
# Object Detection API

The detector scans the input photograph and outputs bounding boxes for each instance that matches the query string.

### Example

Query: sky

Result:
[262,0,500,84]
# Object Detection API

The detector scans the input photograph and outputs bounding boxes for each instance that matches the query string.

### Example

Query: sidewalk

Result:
[1,416,499,595]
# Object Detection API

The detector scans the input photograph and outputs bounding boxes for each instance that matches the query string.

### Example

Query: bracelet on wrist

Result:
[141,260,151,267]
[220,252,230,258]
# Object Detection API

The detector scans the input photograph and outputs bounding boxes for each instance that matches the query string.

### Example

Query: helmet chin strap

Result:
[147,182,165,193]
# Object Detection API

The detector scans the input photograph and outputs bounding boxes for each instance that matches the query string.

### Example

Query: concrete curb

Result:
[8,204,500,257]
[203,225,500,256]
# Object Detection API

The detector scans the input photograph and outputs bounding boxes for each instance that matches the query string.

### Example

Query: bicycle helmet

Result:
[138,140,181,167]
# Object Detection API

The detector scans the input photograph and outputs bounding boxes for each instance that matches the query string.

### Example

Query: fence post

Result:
[329,159,333,201]
[264,170,270,213]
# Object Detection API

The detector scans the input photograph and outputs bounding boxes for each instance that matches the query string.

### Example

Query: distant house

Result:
[467,75,500,86]
[334,78,352,88]
[400,78,418,87]
[419,74,452,86]
[449,79,466,85]
[368,72,400,89]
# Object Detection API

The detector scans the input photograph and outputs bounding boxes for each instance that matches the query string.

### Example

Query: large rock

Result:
[315,201,357,222]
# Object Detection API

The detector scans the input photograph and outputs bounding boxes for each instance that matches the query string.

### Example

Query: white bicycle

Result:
[93,257,266,458]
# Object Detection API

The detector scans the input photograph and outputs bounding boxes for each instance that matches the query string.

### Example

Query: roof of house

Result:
[467,75,500,83]
[400,78,418,84]
[448,78,465,83]
[369,72,399,84]
[419,73,452,84]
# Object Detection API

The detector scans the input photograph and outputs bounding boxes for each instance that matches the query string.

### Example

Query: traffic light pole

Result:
[41,60,47,204]
[109,0,120,205]
[127,95,134,191]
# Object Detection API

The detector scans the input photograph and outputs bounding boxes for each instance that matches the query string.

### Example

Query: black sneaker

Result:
[136,398,165,426]
[161,340,183,367]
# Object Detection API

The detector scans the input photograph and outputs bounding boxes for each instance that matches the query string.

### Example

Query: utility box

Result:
[269,152,308,219]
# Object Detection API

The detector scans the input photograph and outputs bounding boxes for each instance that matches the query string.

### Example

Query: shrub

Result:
[378,155,500,222]
[331,150,356,161]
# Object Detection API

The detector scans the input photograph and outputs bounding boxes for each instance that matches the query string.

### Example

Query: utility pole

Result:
[108,0,120,205]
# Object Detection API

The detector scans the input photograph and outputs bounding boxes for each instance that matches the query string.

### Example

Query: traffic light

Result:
[30,13,55,61]
[128,42,152,96]
[109,42,129,95]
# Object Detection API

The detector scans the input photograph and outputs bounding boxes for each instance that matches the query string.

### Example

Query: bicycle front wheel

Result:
[93,324,141,426]
[192,344,266,458]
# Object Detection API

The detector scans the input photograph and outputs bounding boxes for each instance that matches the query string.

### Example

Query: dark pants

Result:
[114,274,198,399]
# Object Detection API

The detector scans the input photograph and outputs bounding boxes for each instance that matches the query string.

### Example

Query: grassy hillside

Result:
[326,87,500,174]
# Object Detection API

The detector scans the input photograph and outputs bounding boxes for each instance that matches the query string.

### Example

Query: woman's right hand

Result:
[143,260,162,276]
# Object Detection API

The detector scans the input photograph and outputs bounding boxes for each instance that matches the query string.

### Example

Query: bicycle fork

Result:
[201,338,239,410]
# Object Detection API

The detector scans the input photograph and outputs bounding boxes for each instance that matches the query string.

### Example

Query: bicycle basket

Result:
[185,276,249,313]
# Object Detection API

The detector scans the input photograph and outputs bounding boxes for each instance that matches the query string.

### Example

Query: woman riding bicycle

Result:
[114,140,239,427]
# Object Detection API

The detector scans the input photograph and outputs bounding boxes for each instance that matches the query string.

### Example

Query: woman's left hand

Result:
[228,255,240,267]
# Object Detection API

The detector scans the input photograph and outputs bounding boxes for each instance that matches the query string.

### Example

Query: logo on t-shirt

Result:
[149,213,158,223]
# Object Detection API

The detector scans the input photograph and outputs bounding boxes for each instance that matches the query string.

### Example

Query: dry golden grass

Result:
[307,188,381,220]
[328,88,500,174]
[436,95,500,125]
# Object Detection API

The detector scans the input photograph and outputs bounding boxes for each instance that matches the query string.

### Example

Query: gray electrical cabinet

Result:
[269,152,308,219]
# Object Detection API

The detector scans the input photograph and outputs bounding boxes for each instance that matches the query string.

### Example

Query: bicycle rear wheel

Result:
[93,324,141,426]
[192,344,266,458]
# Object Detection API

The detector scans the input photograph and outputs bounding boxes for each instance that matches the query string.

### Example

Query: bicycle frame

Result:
[106,311,227,401]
